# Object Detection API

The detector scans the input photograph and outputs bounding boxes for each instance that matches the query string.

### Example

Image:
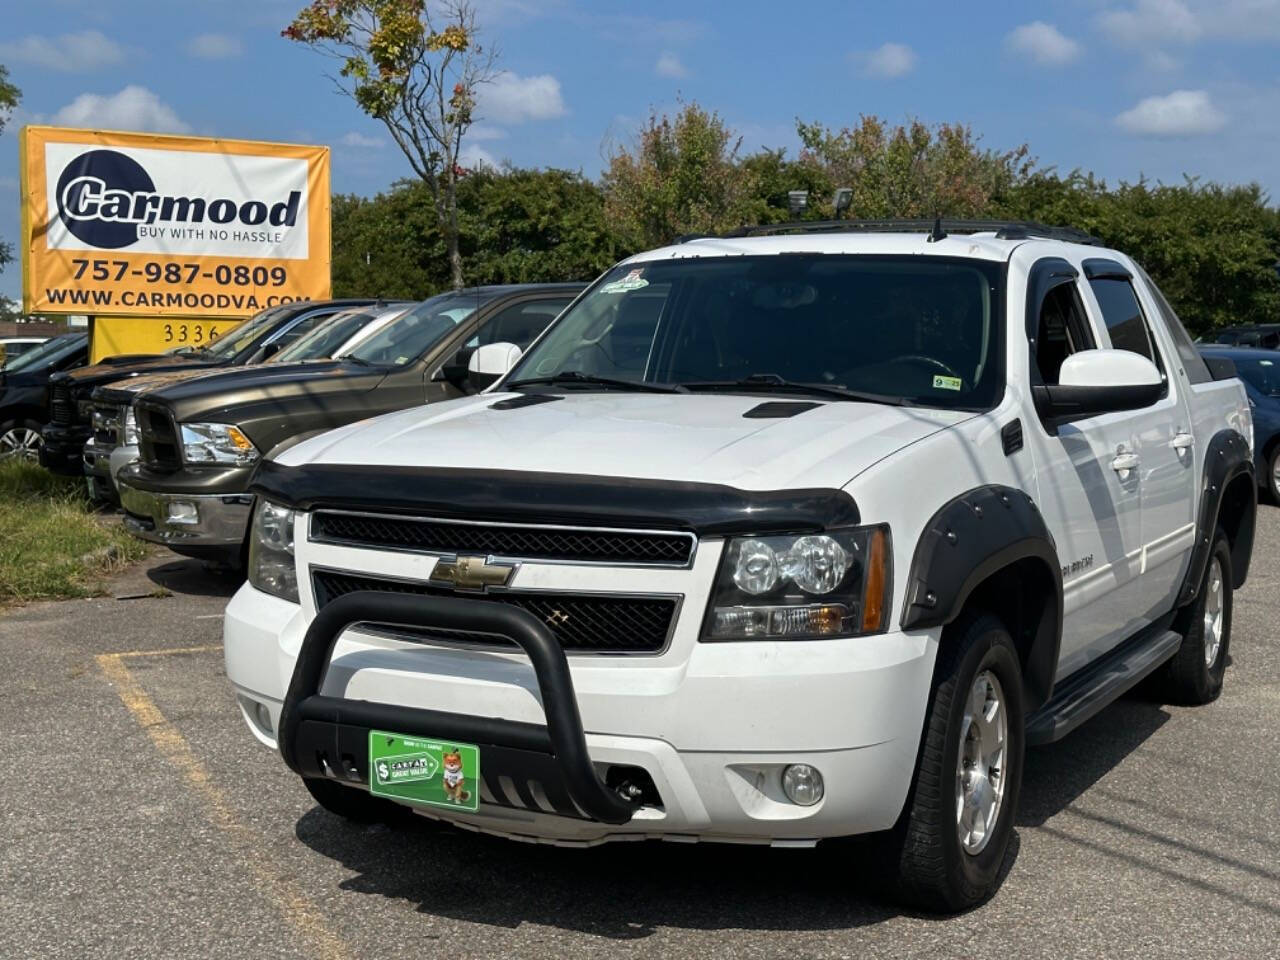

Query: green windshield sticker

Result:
[599,268,648,294]
[368,731,480,813]
[932,374,963,392]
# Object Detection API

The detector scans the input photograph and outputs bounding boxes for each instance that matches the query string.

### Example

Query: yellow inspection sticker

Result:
[932,375,963,391]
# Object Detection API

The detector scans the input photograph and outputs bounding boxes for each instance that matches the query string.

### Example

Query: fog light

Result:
[254,701,274,735]
[781,763,824,806]
[167,501,199,525]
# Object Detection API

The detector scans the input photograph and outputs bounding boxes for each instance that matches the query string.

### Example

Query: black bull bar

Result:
[277,591,638,825]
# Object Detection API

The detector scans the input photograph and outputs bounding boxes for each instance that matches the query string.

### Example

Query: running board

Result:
[1026,627,1182,745]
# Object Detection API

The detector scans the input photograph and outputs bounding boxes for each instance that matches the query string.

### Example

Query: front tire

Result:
[1160,529,1232,705]
[0,419,43,462]
[888,613,1026,912]
[1267,445,1280,504]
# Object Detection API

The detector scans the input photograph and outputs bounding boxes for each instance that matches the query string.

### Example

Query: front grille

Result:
[136,403,180,470]
[311,511,694,566]
[312,570,678,654]
[91,403,120,445]
[50,383,72,425]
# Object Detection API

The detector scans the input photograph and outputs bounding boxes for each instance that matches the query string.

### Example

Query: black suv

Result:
[40,300,379,477]
[0,333,90,462]
[116,284,582,564]
[1209,324,1280,349]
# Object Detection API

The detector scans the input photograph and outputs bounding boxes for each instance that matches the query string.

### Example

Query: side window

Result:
[472,298,572,351]
[1089,277,1162,371]
[1135,265,1211,384]
[269,311,334,350]
[1031,281,1094,386]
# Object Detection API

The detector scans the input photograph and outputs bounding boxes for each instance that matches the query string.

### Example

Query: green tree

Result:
[331,167,615,297]
[795,116,1033,219]
[999,172,1280,335]
[0,65,21,272]
[601,104,761,250]
[284,0,496,290]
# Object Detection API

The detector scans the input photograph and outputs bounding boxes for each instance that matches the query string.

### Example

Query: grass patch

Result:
[0,459,148,605]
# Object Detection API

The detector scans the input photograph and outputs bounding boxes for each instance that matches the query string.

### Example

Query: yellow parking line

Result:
[97,650,351,960]
[111,644,223,659]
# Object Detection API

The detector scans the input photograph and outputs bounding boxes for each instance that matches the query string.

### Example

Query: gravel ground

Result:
[0,514,1276,959]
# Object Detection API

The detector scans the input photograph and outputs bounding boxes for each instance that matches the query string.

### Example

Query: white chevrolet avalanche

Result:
[223,221,1255,911]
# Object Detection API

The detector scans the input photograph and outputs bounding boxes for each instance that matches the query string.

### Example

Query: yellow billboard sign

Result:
[20,126,331,319]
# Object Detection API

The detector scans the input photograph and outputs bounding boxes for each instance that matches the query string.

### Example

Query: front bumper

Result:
[119,478,252,558]
[225,581,938,844]
[38,424,91,476]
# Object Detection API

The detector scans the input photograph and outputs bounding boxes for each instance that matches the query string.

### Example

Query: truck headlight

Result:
[122,406,139,446]
[703,526,891,640]
[179,421,258,466]
[247,499,298,603]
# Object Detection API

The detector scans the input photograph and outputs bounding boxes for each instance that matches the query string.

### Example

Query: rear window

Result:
[1134,265,1212,385]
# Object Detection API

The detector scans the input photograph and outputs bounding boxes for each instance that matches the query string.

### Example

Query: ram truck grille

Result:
[136,403,181,471]
[50,383,73,425]
[310,510,695,566]
[311,570,678,654]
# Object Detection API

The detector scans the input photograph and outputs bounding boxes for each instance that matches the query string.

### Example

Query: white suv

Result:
[223,220,1256,911]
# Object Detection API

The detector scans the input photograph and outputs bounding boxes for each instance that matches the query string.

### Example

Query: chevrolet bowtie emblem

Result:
[428,555,517,591]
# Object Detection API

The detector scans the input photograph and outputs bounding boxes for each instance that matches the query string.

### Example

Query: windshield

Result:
[4,333,85,373]
[508,255,1004,408]
[1232,355,1280,397]
[200,306,289,360]
[345,292,477,366]
[272,307,397,363]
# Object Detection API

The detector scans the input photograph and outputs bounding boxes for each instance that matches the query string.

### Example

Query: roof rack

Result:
[713,218,1101,245]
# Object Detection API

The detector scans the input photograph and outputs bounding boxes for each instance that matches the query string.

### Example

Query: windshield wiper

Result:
[681,373,911,405]
[341,354,375,367]
[507,371,688,394]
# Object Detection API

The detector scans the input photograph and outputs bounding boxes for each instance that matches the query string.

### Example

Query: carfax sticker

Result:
[599,268,649,294]
[368,730,480,813]
[932,374,963,391]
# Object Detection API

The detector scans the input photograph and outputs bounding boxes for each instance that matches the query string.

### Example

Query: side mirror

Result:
[438,347,475,388]
[1033,349,1164,424]
[259,341,282,361]
[466,341,522,392]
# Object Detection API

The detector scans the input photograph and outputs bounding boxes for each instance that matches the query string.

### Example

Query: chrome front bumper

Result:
[119,480,253,550]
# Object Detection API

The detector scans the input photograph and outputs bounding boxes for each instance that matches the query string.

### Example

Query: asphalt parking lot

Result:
[1,513,1277,959]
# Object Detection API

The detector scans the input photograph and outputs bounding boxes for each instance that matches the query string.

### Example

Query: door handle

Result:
[1111,452,1140,473]
[1172,432,1194,451]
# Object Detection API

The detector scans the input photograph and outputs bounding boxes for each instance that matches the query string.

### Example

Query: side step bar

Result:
[1026,625,1182,745]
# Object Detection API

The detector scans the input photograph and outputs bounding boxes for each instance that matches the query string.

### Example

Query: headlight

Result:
[703,526,891,641]
[179,421,258,465]
[122,406,139,446]
[247,499,298,603]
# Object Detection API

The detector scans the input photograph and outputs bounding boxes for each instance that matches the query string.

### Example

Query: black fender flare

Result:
[901,484,1063,709]
[1177,428,1255,605]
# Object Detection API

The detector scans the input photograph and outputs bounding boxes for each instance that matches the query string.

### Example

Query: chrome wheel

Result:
[1203,556,1225,667]
[0,426,42,462]
[956,669,1008,855]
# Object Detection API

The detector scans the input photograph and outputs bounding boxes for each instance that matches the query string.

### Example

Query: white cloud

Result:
[478,71,567,124]
[655,52,688,78]
[1098,0,1201,46]
[0,30,125,72]
[187,33,243,59]
[339,131,383,148]
[51,86,190,134]
[459,143,499,170]
[1115,89,1225,136]
[1144,50,1181,71]
[861,42,916,78]
[1006,22,1081,65]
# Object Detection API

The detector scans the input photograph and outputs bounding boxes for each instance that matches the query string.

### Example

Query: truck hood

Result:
[281,391,970,491]
[93,366,231,403]
[143,360,387,421]
[63,353,217,390]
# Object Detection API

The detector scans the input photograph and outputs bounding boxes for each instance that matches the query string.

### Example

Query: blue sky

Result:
[3,0,1280,301]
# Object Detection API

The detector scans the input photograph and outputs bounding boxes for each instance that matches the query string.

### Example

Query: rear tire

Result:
[1160,529,1232,705]
[887,613,1026,912]
[1267,445,1280,504]
[302,777,417,826]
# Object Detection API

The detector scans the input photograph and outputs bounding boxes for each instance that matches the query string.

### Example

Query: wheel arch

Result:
[1178,429,1255,603]
[900,485,1063,711]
